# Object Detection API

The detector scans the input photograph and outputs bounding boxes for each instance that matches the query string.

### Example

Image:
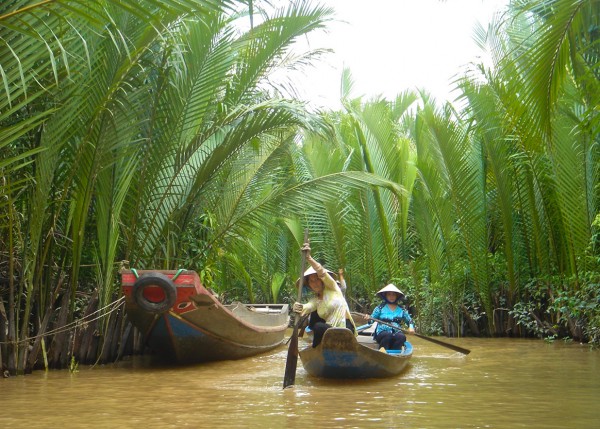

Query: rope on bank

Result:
[0,296,126,346]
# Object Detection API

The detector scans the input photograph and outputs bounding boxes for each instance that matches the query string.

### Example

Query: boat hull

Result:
[121,270,289,364]
[299,328,412,379]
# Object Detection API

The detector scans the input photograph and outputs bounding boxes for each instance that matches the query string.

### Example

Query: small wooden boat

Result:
[121,269,289,364]
[299,327,412,379]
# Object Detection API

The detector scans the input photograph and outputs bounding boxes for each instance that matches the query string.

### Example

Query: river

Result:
[1,335,599,428]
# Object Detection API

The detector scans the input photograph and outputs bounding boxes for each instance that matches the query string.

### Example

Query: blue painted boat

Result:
[299,327,412,379]
[121,269,289,364]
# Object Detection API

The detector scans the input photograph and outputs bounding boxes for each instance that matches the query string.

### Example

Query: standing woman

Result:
[367,284,415,351]
[293,242,356,348]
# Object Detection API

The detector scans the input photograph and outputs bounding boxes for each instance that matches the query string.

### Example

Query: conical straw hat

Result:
[296,266,335,286]
[376,283,405,301]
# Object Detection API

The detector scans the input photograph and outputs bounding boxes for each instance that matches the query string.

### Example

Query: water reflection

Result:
[1,337,599,428]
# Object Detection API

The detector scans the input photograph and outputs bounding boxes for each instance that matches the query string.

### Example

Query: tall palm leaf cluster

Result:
[303,0,599,342]
[0,0,339,374]
[455,0,600,339]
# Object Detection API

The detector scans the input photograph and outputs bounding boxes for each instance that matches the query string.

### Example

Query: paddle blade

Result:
[283,328,299,388]
[414,333,471,355]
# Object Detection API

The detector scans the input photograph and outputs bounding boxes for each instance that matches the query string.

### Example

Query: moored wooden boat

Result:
[299,327,412,379]
[121,269,289,364]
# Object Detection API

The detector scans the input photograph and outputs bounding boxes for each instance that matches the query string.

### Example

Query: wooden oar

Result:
[283,229,309,388]
[353,312,471,355]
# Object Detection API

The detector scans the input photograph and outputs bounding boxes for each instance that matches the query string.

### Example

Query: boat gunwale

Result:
[187,293,289,333]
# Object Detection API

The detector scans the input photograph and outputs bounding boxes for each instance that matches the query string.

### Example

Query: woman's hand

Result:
[292,302,304,314]
[301,242,311,257]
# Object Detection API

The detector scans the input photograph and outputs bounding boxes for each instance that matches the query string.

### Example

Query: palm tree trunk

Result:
[25,283,59,373]
[7,189,17,375]
[0,297,7,371]
[48,293,71,369]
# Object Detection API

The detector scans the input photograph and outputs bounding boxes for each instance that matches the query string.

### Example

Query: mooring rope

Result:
[0,296,125,346]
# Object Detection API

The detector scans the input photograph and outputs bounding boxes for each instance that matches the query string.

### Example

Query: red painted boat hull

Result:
[121,269,289,364]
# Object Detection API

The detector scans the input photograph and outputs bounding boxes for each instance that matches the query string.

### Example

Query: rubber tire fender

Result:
[133,272,177,314]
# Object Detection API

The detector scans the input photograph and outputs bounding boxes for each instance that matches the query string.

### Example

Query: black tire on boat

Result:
[133,272,177,314]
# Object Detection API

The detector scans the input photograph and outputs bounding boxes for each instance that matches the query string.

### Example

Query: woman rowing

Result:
[292,242,356,347]
[365,284,414,351]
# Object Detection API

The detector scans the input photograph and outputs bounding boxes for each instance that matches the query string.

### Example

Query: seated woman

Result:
[367,284,415,351]
[293,243,355,348]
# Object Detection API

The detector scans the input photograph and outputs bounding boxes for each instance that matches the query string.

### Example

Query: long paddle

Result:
[283,229,309,388]
[352,312,471,355]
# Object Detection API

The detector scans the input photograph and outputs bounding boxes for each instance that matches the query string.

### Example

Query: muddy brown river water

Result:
[1,335,599,428]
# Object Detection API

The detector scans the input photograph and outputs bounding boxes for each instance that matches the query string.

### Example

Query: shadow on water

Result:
[1,335,599,428]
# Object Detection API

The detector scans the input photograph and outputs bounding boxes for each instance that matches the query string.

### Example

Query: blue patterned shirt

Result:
[370,303,413,335]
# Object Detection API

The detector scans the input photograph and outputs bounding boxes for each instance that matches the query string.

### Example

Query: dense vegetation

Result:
[1,0,598,375]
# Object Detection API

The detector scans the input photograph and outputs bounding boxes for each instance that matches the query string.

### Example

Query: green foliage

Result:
[509,274,600,345]
[510,300,551,338]
[2,0,600,376]
[0,0,337,371]
[270,272,286,303]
